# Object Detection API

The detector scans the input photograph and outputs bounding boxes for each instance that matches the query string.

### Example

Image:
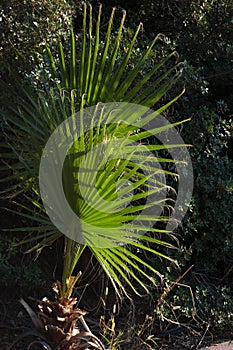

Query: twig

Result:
[157,265,194,306]
[196,323,210,349]
[79,315,106,350]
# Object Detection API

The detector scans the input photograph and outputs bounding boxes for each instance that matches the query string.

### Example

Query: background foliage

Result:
[0,0,75,72]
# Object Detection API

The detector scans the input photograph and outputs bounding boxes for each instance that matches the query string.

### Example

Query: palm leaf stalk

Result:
[1,5,189,347]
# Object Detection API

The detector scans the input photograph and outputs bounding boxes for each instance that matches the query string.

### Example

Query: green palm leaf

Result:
[1,4,188,296]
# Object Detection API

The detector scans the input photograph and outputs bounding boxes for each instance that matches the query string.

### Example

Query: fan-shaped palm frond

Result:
[1,4,187,297]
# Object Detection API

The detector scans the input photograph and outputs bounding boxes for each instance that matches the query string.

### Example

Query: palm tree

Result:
[2,4,189,349]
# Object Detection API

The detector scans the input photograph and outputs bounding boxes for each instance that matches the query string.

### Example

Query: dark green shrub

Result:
[155,280,233,329]
[0,0,76,72]
[0,234,43,295]
[178,102,233,277]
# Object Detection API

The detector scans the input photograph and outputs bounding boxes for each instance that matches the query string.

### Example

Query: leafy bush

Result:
[155,279,233,330]
[0,0,76,72]
[179,103,233,275]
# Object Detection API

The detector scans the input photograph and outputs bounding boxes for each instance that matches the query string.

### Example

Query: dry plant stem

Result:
[196,323,211,349]
[173,282,209,325]
[157,265,194,306]
[80,316,105,350]
[20,298,44,331]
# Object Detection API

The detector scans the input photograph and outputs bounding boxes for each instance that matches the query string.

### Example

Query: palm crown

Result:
[1,4,187,298]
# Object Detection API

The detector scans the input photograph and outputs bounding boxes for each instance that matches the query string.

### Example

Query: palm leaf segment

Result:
[1,4,185,295]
